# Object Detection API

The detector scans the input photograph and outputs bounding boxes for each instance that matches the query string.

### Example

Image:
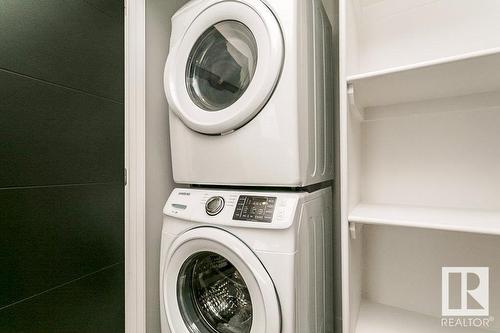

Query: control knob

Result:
[205,196,224,216]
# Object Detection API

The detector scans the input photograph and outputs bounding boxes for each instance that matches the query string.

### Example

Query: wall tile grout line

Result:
[0,181,124,191]
[80,0,124,20]
[0,67,124,105]
[0,262,123,312]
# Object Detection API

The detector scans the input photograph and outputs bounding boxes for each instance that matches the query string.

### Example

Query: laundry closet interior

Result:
[340,0,500,332]
[146,0,500,332]
[150,0,340,332]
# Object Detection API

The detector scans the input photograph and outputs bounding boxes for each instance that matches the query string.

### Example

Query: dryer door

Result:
[164,0,283,135]
[162,227,281,333]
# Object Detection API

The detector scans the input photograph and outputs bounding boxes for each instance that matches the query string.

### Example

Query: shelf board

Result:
[356,300,491,333]
[347,47,500,109]
[349,203,500,236]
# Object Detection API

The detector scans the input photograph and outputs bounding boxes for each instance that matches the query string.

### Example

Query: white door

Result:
[162,227,281,333]
[164,0,283,134]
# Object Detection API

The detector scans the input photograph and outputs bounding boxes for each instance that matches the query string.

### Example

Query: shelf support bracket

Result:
[349,222,358,240]
[347,83,365,121]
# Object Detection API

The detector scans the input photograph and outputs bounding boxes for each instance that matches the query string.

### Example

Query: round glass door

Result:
[164,0,283,134]
[186,21,258,112]
[163,227,281,333]
[177,252,253,333]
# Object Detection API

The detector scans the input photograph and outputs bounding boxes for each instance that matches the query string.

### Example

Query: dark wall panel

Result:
[0,183,124,308]
[0,264,124,333]
[0,0,124,101]
[0,0,124,330]
[0,70,123,188]
[83,0,125,19]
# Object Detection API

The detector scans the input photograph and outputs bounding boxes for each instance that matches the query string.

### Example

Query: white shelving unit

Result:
[345,225,500,333]
[349,204,500,236]
[347,48,500,109]
[356,301,492,333]
[339,0,500,332]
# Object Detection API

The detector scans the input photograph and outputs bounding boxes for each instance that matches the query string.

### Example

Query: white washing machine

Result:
[160,187,333,333]
[164,0,334,187]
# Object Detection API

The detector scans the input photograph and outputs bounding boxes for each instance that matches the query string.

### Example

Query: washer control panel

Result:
[165,188,301,229]
[205,196,225,216]
[232,196,276,223]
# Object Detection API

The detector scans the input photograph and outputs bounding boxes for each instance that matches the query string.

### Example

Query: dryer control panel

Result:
[233,196,276,223]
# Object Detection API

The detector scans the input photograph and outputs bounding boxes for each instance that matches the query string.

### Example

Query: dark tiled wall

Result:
[0,0,124,331]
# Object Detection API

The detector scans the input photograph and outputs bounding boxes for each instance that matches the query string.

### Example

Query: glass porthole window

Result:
[186,21,258,111]
[177,252,253,333]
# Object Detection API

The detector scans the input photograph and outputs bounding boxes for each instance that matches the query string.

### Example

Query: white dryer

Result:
[160,187,333,333]
[164,0,334,187]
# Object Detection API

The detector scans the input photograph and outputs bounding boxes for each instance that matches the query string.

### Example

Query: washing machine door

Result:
[162,227,281,333]
[164,0,284,135]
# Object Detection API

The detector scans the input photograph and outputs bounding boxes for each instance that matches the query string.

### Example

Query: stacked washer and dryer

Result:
[160,0,335,332]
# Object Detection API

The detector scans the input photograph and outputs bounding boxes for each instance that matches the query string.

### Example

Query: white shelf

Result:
[349,203,500,236]
[347,48,500,109]
[356,300,491,333]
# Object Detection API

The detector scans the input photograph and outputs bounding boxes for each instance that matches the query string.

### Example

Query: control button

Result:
[205,196,225,216]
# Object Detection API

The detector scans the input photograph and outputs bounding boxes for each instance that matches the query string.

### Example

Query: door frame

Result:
[125,0,146,332]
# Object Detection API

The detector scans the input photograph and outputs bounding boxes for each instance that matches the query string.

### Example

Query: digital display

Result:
[232,196,276,223]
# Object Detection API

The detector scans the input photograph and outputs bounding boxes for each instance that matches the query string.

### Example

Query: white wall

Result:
[145,0,186,332]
